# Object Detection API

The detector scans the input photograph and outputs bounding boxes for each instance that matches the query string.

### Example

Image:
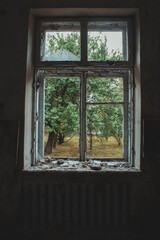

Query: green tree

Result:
[45,77,79,154]
[86,77,123,149]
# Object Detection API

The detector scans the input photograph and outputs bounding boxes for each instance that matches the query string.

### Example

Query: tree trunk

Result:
[118,139,121,146]
[58,133,65,145]
[115,136,121,146]
[45,131,57,154]
[89,130,93,150]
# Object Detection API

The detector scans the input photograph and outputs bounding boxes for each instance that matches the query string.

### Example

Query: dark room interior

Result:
[0,1,160,240]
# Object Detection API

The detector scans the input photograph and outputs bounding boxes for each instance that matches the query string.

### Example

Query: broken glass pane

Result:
[41,22,80,61]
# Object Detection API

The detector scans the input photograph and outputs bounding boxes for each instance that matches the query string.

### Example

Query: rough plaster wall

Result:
[140,5,160,117]
[24,13,34,169]
[0,0,160,239]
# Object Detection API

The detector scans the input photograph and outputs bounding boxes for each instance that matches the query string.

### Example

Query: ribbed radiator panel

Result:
[23,182,129,230]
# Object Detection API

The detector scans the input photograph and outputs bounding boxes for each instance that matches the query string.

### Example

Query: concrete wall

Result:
[0,0,160,239]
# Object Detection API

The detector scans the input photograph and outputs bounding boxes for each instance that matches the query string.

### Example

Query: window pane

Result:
[41,22,80,61]
[88,22,128,61]
[87,77,123,103]
[87,105,123,158]
[44,77,80,158]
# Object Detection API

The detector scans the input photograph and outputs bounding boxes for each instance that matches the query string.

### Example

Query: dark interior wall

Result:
[0,0,160,239]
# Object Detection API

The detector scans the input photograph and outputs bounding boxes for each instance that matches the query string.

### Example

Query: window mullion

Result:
[81,20,87,63]
[38,76,45,161]
[130,70,135,166]
[123,75,129,161]
[32,74,39,165]
[122,27,127,61]
[80,73,87,161]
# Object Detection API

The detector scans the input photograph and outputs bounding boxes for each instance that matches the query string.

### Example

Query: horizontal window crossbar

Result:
[86,102,124,105]
[44,156,125,162]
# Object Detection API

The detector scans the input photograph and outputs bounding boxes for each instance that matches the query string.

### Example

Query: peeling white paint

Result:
[26,159,139,172]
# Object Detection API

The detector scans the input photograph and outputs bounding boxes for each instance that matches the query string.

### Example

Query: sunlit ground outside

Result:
[87,136,123,158]
[44,135,122,158]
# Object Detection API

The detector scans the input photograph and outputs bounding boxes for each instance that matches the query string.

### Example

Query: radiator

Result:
[23,182,129,230]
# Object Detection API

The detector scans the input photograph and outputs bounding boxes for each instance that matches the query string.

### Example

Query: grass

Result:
[44,135,123,158]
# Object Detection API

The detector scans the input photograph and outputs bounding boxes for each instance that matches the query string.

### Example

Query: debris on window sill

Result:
[25,158,140,172]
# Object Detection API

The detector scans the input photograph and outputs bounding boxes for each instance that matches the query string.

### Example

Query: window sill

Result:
[23,159,141,173]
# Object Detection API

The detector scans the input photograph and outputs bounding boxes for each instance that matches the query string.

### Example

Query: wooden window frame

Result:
[32,17,134,166]
[35,17,133,68]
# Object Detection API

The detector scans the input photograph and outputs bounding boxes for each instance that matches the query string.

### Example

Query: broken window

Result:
[40,22,81,61]
[33,17,134,168]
